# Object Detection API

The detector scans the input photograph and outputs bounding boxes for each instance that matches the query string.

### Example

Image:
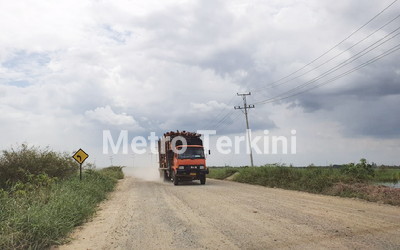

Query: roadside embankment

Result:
[0,144,124,249]
[208,163,400,206]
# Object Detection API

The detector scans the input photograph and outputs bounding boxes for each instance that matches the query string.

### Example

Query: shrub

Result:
[233,166,341,193]
[374,167,400,183]
[98,166,124,180]
[0,144,78,189]
[340,158,374,182]
[0,167,124,249]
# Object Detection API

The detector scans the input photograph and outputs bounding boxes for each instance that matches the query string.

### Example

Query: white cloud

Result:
[190,101,230,113]
[0,0,399,167]
[85,105,139,127]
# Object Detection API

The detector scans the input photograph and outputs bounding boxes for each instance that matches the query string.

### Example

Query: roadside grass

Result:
[210,165,348,193]
[373,168,400,183]
[0,144,124,249]
[233,166,346,193]
[209,162,400,206]
[208,167,239,180]
[98,166,125,180]
[0,167,124,249]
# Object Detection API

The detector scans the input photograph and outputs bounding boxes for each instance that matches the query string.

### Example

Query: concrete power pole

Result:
[234,92,255,167]
[109,155,113,166]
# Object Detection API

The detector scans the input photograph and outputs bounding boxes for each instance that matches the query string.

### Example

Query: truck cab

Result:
[158,131,209,185]
[173,145,208,184]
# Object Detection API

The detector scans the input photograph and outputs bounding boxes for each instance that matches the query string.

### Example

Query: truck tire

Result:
[163,171,169,182]
[200,175,206,185]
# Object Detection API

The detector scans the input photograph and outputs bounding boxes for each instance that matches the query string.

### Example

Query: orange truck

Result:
[158,131,209,185]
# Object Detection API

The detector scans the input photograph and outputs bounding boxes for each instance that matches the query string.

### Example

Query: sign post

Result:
[72,149,89,180]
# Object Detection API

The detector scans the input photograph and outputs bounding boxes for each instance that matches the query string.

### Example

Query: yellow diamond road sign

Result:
[73,148,89,164]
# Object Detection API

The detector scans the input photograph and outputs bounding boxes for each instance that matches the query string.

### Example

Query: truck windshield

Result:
[178,147,205,159]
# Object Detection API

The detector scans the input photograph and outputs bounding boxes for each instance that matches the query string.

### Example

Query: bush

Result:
[209,160,399,206]
[0,167,124,249]
[374,167,400,183]
[98,166,124,180]
[215,162,376,193]
[0,144,78,189]
[233,165,342,193]
[340,158,374,182]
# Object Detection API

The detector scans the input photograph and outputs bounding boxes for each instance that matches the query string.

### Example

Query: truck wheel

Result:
[200,175,206,185]
[163,171,169,182]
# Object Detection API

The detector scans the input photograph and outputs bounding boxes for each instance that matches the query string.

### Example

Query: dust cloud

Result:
[123,166,161,182]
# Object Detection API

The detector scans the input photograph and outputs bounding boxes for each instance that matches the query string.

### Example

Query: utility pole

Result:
[234,92,255,167]
[109,155,113,166]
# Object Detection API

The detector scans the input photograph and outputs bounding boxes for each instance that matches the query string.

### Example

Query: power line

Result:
[210,0,399,132]
[213,109,236,130]
[252,14,400,93]
[252,0,399,92]
[252,28,400,104]
[213,112,242,132]
[205,99,237,130]
[253,43,400,104]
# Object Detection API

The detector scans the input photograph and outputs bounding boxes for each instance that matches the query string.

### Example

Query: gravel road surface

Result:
[58,177,400,249]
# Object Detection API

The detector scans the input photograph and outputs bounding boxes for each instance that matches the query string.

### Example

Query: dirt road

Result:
[59,177,400,249]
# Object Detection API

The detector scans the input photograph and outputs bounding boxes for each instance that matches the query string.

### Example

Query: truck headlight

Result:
[178,166,184,170]
[199,165,204,169]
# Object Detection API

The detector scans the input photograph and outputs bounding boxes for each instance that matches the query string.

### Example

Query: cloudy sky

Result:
[1,0,399,167]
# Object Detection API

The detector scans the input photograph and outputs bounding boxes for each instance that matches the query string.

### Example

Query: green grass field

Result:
[0,167,124,249]
[374,168,400,182]
[208,163,400,205]
[0,145,124,249]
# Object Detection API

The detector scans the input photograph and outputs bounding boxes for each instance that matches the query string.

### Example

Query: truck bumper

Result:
[176,169,208,180]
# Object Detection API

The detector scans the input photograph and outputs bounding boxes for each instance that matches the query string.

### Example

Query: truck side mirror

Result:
[208,150,211,155]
